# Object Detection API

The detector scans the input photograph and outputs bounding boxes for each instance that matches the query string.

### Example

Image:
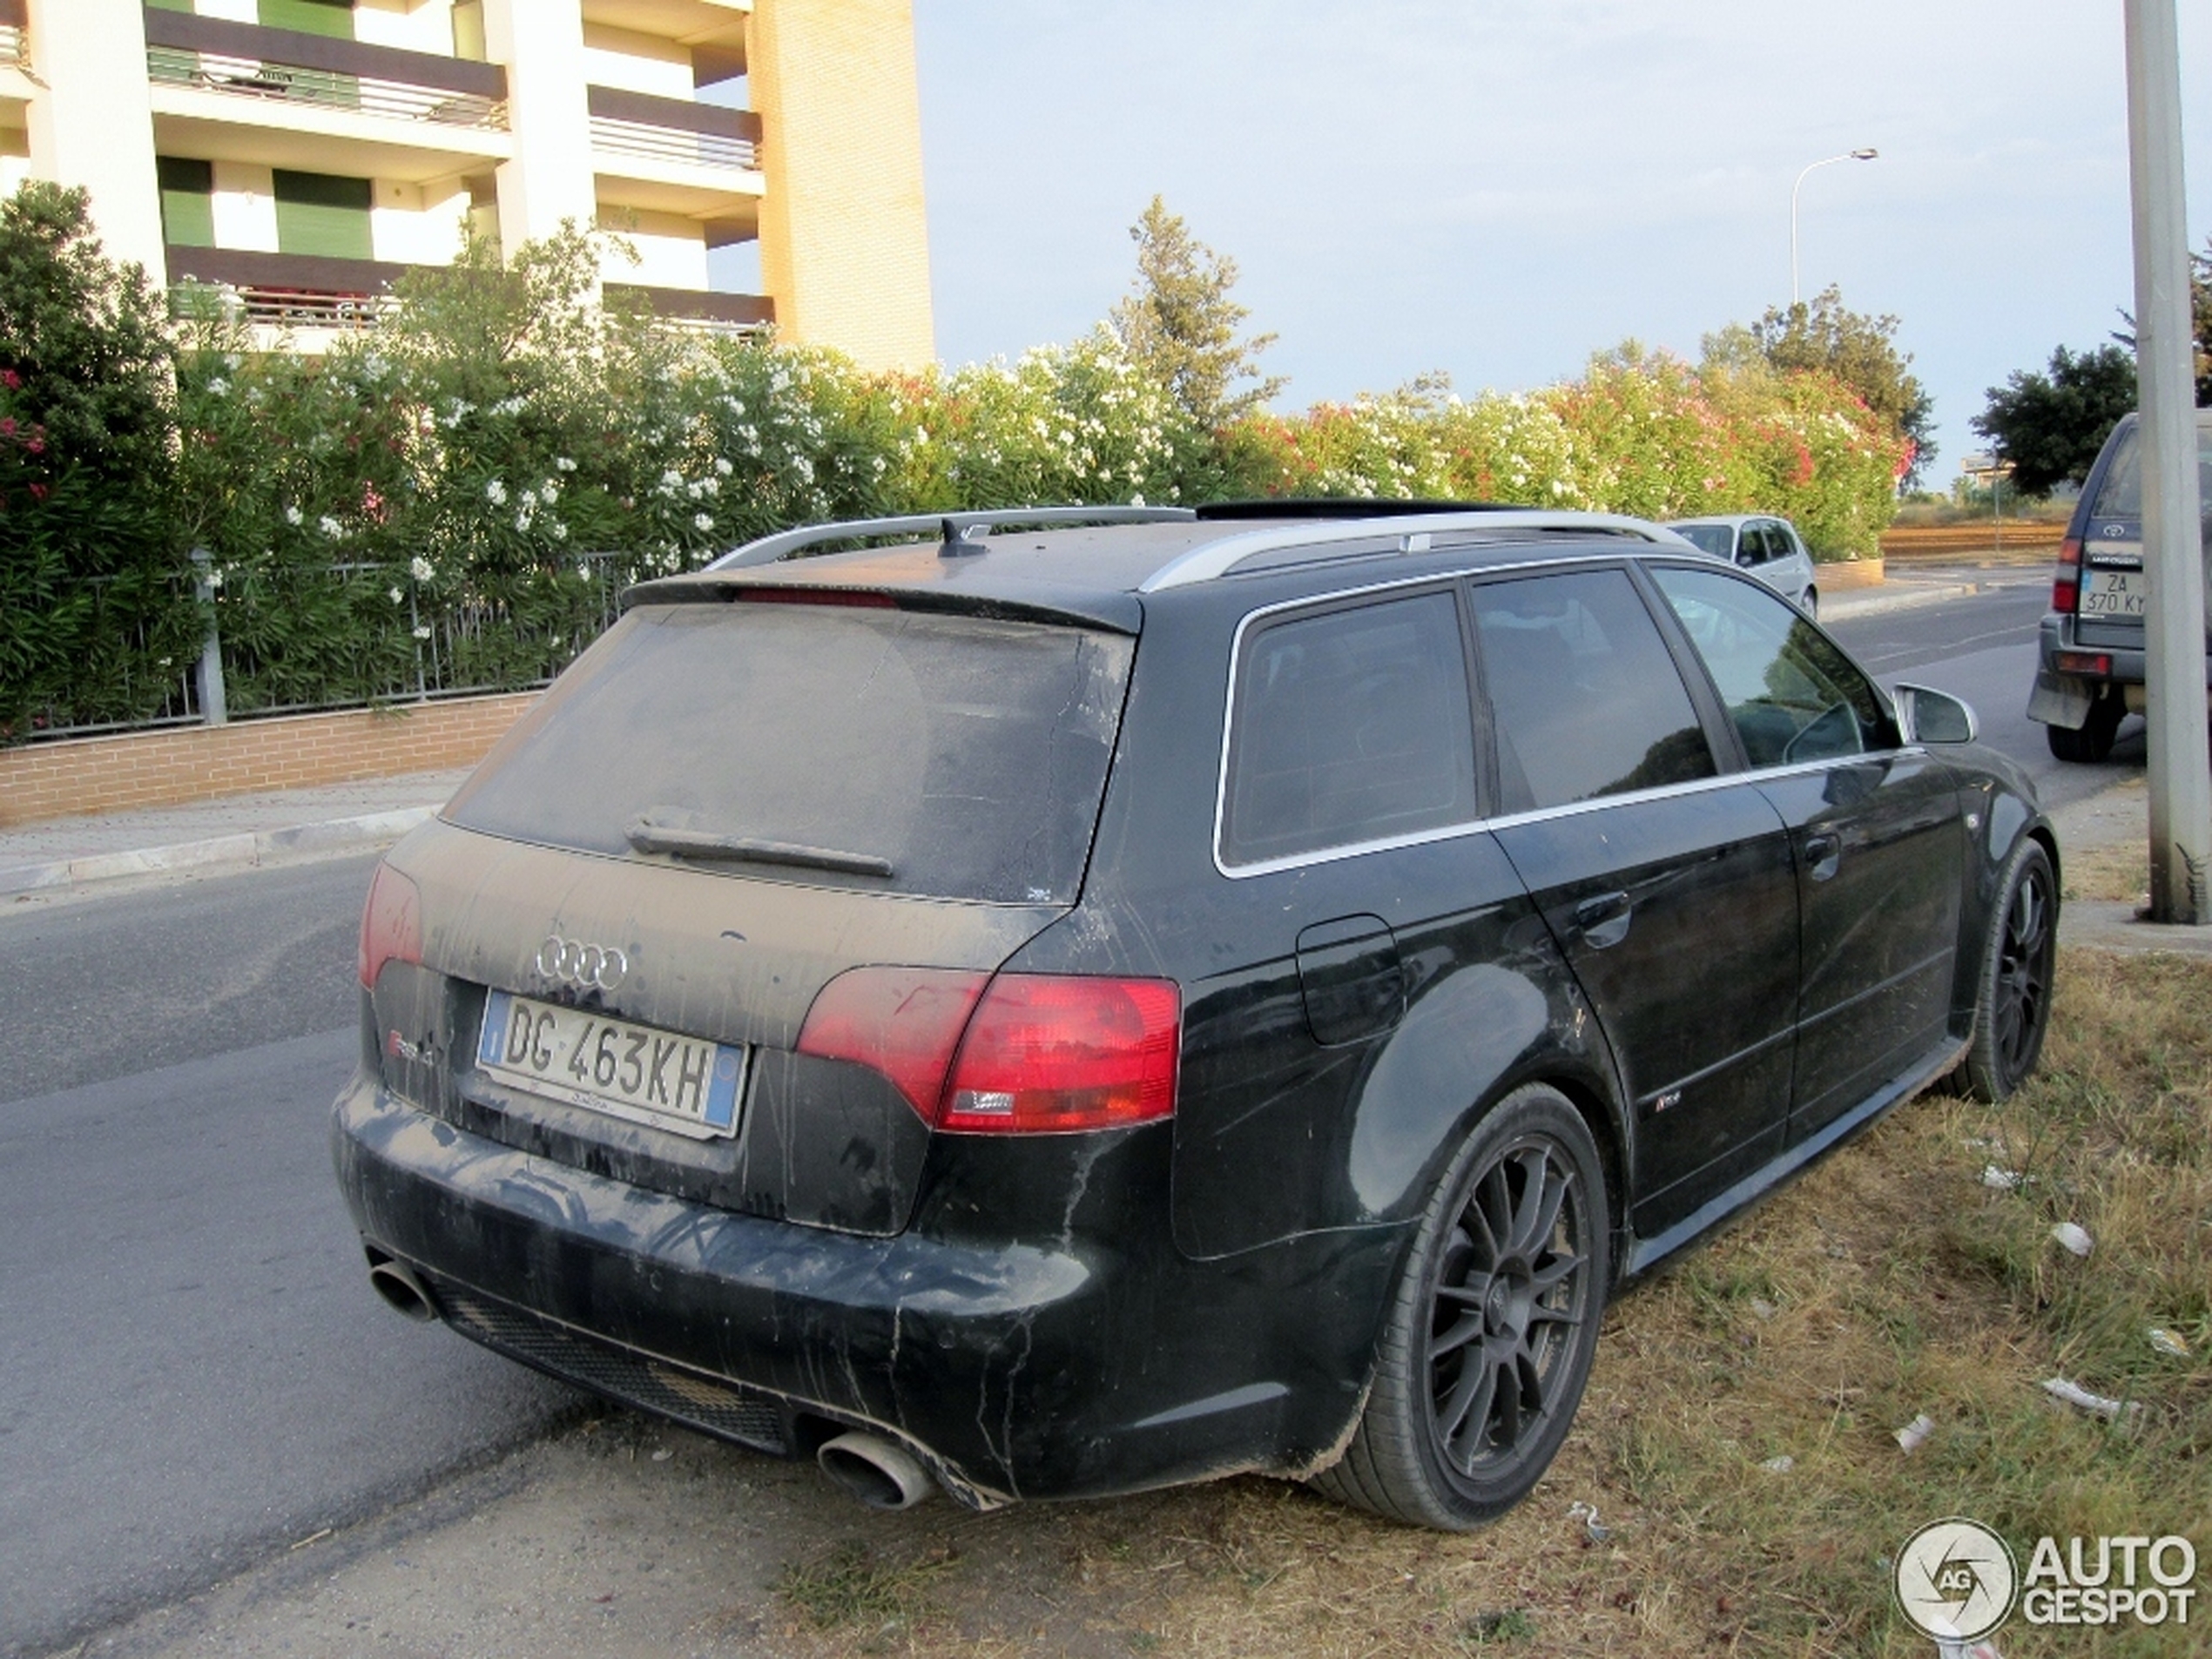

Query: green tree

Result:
[1971,343,2137,497]
[1109,195,1285,428]
[1704,284,1936,484]
[0,181,193,735]
[2111,233,2211,406]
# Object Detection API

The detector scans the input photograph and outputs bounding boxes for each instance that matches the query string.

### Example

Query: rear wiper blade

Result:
[625,819,894,878]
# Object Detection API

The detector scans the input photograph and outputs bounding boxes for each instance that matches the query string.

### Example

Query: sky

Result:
[908,0,2212,489]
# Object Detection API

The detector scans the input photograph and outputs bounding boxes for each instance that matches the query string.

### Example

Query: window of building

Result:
[1472,569,1716,813]
[156,157,216,249]
[273,171,374,261]
[259,0,354,37]
[1222,590,1479,866]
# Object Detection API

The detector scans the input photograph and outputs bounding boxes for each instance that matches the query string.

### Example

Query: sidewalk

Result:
[0,768,469,898]
[1819,560,2045,622]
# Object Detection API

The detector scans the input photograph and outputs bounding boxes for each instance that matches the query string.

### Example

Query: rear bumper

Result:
[332,1067,1392,1504]
[2029,614,2212,726]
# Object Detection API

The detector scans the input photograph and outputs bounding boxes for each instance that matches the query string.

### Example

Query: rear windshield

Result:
[446,602,1135,904]
[1670,523,1734,559]
[2088,417,2212,519]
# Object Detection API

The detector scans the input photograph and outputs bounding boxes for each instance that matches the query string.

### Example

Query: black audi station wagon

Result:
[336,503,2058,1529]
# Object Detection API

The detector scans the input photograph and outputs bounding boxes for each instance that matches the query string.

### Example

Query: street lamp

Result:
[1791,147,1878,305]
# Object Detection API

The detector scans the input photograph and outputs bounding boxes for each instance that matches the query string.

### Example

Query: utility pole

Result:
[2123,0,2210,925]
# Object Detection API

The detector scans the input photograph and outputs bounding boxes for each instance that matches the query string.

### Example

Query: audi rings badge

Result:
[536,935,630,992]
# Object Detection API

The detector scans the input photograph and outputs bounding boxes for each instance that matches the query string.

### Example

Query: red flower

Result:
[0,368,18,389]
[29,482,48,500]
[0,417,13,436]
[25,438,43,455]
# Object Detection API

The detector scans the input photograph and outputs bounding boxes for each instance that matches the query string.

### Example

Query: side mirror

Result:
[1892,682,1978,745]
[1736,549,1757,567]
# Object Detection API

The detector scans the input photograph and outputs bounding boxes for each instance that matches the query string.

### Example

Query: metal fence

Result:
[5,550,644,745]
[146,46,509,131]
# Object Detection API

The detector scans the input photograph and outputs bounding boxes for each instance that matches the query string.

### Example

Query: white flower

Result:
[388,586,403,604]
[550,520,569,542]
[538,479,558,502]
[555,455,577,472]
[206,377,229,396]
[318,515,344,538]
[712,456,733,476]
[412,624,432,640]
[1131,492,1146,507]
[284,504,304,527]
[205,569,224,590]
[409,556,435,582]
[693,513,714,531]
[492,395,526,416]
[521,488,539,509]
[914,427,929,444]
[515,509,534,532]
[485,479,508,506]
[659,469,684,489]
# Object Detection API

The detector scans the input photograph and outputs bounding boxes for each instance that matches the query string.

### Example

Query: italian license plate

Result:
[2080,566,2148,618]
[476,990,743,1140]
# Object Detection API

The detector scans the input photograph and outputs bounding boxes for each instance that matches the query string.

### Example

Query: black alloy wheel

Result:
[1315,1085,1608,1528]
[1961,840,2057,1102]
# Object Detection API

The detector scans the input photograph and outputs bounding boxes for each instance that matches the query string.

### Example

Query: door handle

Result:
[1571,891,1633,948]
[1804,833,1841,881]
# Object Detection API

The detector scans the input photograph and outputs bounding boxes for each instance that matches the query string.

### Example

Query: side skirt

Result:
[1622,1036,1970,1278]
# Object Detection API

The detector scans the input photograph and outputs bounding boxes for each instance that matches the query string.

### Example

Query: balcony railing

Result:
[606,283,774,336]
[1,0,26,67]
[169,247,407,331]
[588,84,759,172]
[143,9,508,132]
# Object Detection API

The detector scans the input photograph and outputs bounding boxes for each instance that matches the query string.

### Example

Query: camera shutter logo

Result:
[536,935,629,992]
[1895,1518,2019,1642]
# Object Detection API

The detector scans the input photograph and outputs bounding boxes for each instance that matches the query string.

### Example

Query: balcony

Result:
[606,282,772,336]
[166,249,772,341]
[167,246,405,332]
[590,84,763,217]
[0,0,25,74]
[143,9,513,179]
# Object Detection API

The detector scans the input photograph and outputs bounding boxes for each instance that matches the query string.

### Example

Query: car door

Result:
[1647,564,1963,1145]
[1766,521,1814,608]
[1472,566,1802,1239]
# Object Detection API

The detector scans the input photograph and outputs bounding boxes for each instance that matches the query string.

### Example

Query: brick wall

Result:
[0,693,536,829]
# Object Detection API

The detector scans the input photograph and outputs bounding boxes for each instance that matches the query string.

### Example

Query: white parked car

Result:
[1666,516,1820,617]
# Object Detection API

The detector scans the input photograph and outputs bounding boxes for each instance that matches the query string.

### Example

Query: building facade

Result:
[0,0,934,368]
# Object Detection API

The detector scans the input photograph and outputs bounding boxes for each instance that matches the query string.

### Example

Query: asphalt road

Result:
[0,574,2118,1656]
[0,854,576,1659]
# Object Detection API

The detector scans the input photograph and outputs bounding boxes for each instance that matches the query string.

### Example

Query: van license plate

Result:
[476,990,743,1139]
[2080,567,2148,618]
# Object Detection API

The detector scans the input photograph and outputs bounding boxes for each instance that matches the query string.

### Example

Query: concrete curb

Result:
[2060,899,2212,958]
[0,806,435,898]
[1821,583,1979,621]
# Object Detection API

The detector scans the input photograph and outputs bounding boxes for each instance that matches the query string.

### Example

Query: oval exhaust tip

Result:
[817,1432,935,1509]
[367,1258,439,1323]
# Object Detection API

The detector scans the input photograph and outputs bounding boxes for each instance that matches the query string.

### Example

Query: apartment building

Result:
[0,0,934,368]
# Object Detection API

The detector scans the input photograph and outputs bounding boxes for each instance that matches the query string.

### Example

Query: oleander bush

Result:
[0,189,1912,742]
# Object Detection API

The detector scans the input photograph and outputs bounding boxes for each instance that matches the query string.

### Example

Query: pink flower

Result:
[0,417,14,437]
[0,369,18,389]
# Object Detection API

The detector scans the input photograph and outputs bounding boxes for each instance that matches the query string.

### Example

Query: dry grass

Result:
[772,948,2212,1659]
[2062,840,2152,907]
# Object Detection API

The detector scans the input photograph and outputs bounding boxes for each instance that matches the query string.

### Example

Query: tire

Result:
[2046,694,2122,763]
[1313,1084,1608,1529]
[1957,839,2057,1103]
[1800,586,1818,620]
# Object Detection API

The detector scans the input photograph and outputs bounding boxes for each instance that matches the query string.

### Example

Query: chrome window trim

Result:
[1210,553,1919,880]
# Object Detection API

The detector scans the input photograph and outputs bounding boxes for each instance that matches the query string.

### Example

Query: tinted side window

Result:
[1650,565,1891,767]
[1471,570,1716,813]
[2088,420,2212,520]
[1223,591,1478,865]
[1738,526,1770,564]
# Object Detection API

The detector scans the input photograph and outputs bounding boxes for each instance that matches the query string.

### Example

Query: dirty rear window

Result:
[445,603,1135,904]
[2088,417,2212,520]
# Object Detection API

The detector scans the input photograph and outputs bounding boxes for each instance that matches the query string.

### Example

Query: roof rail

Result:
[1138,509,1693,592]
[705,505,1197,570]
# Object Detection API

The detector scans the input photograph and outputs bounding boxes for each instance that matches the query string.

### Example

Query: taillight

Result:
[357,863,422,989]
[2055,651,2114,677]
[795,967,990,1118]
[939,974,1180,1134]
[2053,535,2082,613]
[794,968,1183,1133]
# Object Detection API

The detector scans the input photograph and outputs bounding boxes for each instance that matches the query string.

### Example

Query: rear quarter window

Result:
[1220,589,1479,867]
[444,602,1134,904]
[2088,419,2212,519]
